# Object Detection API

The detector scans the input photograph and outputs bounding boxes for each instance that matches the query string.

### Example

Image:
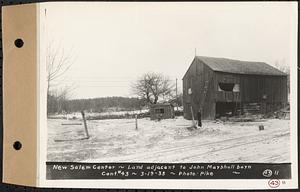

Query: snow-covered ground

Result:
[47,117,290,163]
[49,109,149,120]
[49,107,183,120]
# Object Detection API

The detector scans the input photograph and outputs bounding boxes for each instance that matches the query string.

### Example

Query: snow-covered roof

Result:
[196,56,287,76]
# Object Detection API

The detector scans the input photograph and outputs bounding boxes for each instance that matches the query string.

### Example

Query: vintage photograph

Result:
[45,3,293,165]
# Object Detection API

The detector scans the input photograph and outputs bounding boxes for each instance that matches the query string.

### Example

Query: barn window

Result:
[233,84,240,92]
[218,83,235,91]
[155,108,164,114]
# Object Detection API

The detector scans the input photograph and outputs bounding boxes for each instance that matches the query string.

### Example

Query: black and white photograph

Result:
[38,1,298,189]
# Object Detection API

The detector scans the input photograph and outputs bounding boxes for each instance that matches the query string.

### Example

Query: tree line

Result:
[47,96,146,114]
[48,95,182,115]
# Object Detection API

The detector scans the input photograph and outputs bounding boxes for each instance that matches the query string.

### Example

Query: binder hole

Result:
[14,38,24,48]
[13,141,22,150]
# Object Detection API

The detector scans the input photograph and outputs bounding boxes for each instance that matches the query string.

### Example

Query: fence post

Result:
[135,114,138,130]
[81,111,90,139]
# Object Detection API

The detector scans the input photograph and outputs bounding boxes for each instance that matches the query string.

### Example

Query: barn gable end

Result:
[182,57,215,120]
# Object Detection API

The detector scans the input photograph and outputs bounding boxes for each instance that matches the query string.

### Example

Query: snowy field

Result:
[47,117,290,163]
[49,109,150,120]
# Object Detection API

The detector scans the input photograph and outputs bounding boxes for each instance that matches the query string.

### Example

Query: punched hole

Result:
[13,141,22,150]
[14,38,24,48]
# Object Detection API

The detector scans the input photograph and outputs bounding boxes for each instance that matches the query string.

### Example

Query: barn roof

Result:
[195,56,287,76]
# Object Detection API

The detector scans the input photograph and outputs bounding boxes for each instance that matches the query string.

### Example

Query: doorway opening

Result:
[216,102,241,118]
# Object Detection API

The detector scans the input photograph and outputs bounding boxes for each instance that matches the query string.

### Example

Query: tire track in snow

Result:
[178,132,290,162]
[118,131,290,162]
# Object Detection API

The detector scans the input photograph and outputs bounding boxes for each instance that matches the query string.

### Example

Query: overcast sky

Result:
[43,2,297,99]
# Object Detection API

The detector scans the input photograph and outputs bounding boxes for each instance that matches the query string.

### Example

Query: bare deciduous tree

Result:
[48,85,76,114]
[131,72,175,105]
[274,59,290,94]
[46,43,76,115]
[46,43,74,95]
[274,59,290,74]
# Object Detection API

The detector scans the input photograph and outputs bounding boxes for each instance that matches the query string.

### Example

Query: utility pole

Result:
[176,78,178,111]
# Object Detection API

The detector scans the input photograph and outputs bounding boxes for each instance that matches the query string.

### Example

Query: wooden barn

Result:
[150,103,175,120]
[182,56,288,120]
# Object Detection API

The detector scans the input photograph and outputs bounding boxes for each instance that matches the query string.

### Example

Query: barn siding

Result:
[240,75,287,104]
[213,73,287,104]
[201,63,215,119]
[240,75,262,102]
[183,59,215,120]
[183,58,198,120]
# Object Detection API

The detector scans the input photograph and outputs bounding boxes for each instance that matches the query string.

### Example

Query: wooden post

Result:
[259,125,264,131]
[81,111,90,139]
[176,78,178,112]
[135,114,138,130]
[190,106,196,128]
